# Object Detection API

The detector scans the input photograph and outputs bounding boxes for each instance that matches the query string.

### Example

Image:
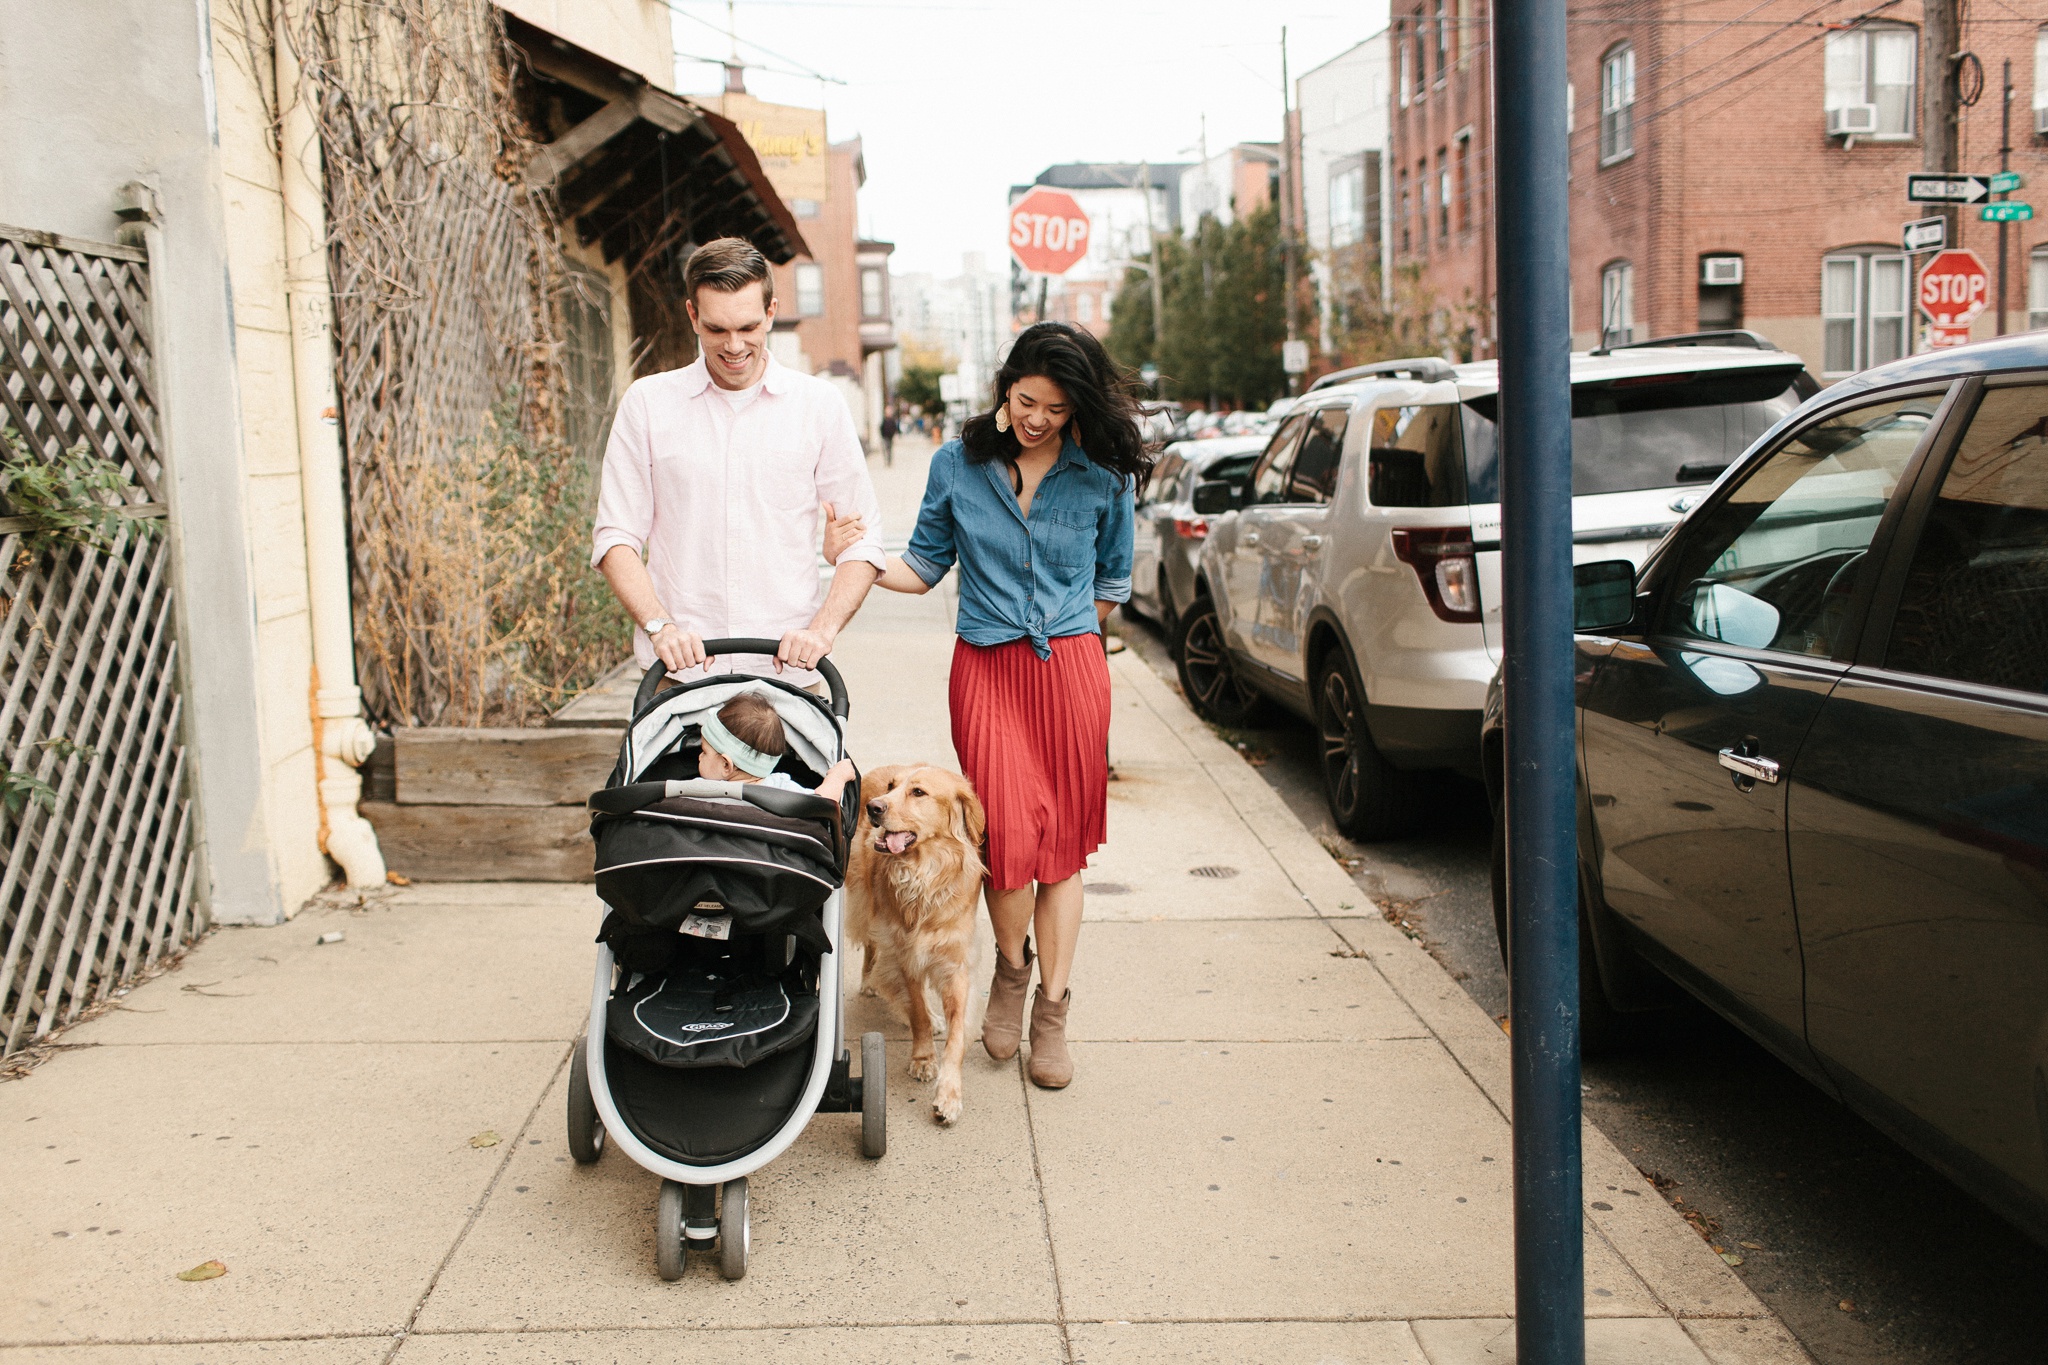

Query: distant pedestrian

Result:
[879,410,899,467]
[826,322,1148,1090]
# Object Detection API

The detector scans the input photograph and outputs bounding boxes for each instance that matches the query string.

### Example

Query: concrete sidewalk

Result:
[0,440,1813,1364]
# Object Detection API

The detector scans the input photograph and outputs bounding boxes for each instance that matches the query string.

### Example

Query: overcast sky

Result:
[667,0,1393,277]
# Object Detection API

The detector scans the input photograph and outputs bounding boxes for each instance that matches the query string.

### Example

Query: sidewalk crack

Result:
[379,1040,574,1365]
[1018,1061,1075,1365]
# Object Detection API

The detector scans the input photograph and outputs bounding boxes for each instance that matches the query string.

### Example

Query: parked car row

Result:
[1129,329,2048,1246]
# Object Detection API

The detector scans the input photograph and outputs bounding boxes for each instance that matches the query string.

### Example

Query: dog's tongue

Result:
[882,830,916,854]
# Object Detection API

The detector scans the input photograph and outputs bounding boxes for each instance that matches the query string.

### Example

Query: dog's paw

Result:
[932,1084,963,1126]
[907,1055,937,1082]
[858,982,879,998]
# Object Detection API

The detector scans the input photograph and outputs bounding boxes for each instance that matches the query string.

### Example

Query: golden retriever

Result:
[846,764,986,1125]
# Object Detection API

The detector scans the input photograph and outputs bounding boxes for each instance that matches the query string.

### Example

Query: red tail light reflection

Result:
[1173,517,1209,540]
[1391,527,1482,623]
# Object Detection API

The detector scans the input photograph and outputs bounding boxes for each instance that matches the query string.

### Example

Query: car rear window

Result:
[1459,366,1810,501]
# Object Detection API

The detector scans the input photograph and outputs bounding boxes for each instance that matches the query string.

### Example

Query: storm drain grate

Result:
[1188,865,1240,880]
[1084,882,1133,895]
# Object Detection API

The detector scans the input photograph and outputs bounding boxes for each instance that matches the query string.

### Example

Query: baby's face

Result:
[698,745,744,782]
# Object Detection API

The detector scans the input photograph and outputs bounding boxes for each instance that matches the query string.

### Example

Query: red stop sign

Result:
[1917,248,1989,329]
[1009,188,1092,275]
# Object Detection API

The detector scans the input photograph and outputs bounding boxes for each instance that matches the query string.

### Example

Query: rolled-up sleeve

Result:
[1092,475,1135,602]
[592,385,652,567]
[814,395,887,571]
[902,447,957,587]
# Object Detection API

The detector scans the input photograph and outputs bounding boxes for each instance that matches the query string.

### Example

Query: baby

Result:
[698,691,856,802]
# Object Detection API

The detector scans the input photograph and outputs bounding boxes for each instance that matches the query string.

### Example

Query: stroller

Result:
[565,642,885,1281]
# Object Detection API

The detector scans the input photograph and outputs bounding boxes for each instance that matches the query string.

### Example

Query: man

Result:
[878,407,899,468]
[592,238,884,687]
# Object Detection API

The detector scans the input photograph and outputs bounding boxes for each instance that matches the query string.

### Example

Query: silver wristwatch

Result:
[643,618,671,636]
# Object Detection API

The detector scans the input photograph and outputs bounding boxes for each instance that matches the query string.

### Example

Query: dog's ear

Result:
[953,781,988,849]
[859,764,905,809]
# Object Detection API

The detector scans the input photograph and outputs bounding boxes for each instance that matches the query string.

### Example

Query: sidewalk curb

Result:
[1110,652,1815,1363]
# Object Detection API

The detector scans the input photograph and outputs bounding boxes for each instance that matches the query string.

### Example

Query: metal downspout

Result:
[273,9,385,890]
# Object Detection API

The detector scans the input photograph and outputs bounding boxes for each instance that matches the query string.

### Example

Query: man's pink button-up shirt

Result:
[591,354,886,684]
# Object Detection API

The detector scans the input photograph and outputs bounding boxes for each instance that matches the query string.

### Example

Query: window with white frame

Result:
[2035,27,2047,126]
[1438,157,1451,238]
[1433,0,1449,82]
[1329,158,1367,247]
[2030,247,2048,332]
[795,263,825,317]
[1821,250,1909,376]
[1075,292,1096,325]
[1412,14,1428,100]
[1824,25,1916,137]
[860,266,886,320]
[1400,30,1413,107]
[1600,45,1636,163]
[1600,261,1635,348]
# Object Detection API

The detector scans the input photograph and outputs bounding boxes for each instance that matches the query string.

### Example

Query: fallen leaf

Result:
[386,872,412,886]
[1739,1240,1763,1250]
[469,1130,500,1148]
[1838,1300,1856,1312]
[177,1259,226,1282]
[1719,1251,1744,1267]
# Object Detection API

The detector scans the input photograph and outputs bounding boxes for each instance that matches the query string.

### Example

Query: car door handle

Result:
[1242,530,1261,546]
[1717,748,1781,784]
[1301,534,1325,551]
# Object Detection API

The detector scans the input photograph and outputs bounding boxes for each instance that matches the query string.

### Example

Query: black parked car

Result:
[1483,331,2048,1245]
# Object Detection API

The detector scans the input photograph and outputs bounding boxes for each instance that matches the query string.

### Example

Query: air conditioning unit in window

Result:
[1701,256,1744,287]
[2037,105,2048,137]
[1829,104,1880,137]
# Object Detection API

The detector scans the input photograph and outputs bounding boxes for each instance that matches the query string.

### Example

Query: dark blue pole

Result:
[1491,1,1583,1362]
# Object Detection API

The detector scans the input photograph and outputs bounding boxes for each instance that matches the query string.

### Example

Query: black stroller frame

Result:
[565,642,885,1281]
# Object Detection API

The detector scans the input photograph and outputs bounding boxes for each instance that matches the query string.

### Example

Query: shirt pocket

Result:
[1034,505,1095,569]
[749,445,819,515]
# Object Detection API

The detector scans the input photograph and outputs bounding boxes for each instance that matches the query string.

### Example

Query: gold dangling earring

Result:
[994,405,1010,433]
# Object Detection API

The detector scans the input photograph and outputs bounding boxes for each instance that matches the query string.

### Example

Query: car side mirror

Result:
[1573,559,1637,631]
[1191,480,1240,515]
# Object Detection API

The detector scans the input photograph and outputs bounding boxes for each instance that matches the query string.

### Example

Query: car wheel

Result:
[1174,597,1268,726]
[1314,653,1411,841]
[1489,805,1626,1054]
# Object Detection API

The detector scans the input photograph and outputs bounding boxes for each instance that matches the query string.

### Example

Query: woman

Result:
[839,322,1147,1088]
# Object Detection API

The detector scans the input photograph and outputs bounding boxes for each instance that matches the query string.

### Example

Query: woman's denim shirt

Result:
[902,438,1135,657]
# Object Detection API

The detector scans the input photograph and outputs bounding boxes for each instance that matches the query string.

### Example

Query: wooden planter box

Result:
[360,727,623,882]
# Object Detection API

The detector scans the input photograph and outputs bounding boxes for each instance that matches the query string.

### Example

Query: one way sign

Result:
[1908,174,1992,204]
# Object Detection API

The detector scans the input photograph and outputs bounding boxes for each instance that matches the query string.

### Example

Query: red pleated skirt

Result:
[949,634,1111,891]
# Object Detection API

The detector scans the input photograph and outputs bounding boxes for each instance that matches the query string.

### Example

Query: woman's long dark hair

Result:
[960,322,1151,487]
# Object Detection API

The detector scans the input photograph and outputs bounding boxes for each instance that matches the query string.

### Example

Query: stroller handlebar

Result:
[632,639,849,720]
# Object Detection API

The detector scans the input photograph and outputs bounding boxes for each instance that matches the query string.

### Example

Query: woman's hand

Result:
[822,501,867,564]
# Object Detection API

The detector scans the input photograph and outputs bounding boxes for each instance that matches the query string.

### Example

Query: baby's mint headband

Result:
[701,713,780,778]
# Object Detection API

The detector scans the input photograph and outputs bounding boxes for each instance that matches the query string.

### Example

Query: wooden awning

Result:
[504,14,809,272]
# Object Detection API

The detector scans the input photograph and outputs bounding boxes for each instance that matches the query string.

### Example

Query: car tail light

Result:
[1391,527,1482,623]
[1173,516,1209,540]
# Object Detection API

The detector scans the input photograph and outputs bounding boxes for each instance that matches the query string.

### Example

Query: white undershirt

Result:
[718,381,764,414]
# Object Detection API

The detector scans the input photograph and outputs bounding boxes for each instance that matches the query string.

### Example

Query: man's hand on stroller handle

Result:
[652,624,711,673]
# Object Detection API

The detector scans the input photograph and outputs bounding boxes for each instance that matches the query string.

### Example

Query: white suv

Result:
[1173,339,1818,839]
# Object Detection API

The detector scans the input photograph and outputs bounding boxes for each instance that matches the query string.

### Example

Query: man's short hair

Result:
[684,238,775,307]
[717,693,788,757]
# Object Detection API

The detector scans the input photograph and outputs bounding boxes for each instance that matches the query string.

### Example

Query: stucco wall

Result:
[496,0,674,88]
[0,0,293,923]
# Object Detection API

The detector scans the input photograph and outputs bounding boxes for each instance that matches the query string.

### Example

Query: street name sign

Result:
[1981,202,2034,223]
[1008,188,1092,276]
[1907,173,1992,204]
[1902,217,1946,252]
[1282,339,1310,374]
[1991,171,2025,193]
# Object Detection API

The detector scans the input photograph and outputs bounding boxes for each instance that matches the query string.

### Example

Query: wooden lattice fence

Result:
[0,224,200,1057]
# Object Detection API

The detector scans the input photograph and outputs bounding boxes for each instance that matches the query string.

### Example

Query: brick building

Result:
[1390,0,2048,379]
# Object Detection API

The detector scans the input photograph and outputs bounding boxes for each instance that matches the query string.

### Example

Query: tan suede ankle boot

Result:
[982,939,1033,1061]
[1027,987,1073,1089]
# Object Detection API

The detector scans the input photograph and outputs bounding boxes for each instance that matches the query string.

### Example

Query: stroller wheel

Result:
[567,1040,604,1164]
[860,1031,887,1159]
[719,1177,750,1281]
[656,1180,686,1282]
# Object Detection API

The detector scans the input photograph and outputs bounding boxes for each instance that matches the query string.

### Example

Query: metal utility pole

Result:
[1998,60,2012,335]
[1139,159,1165,351]
[1281,26,1300,396]
[1493,0,1584,1358]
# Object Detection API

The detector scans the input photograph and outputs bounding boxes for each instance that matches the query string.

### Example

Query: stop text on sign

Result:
[1008,187,1093,276]
[1916,248,1990,329]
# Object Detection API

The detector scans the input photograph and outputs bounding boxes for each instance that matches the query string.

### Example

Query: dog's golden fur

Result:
[846,764,986,1125]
